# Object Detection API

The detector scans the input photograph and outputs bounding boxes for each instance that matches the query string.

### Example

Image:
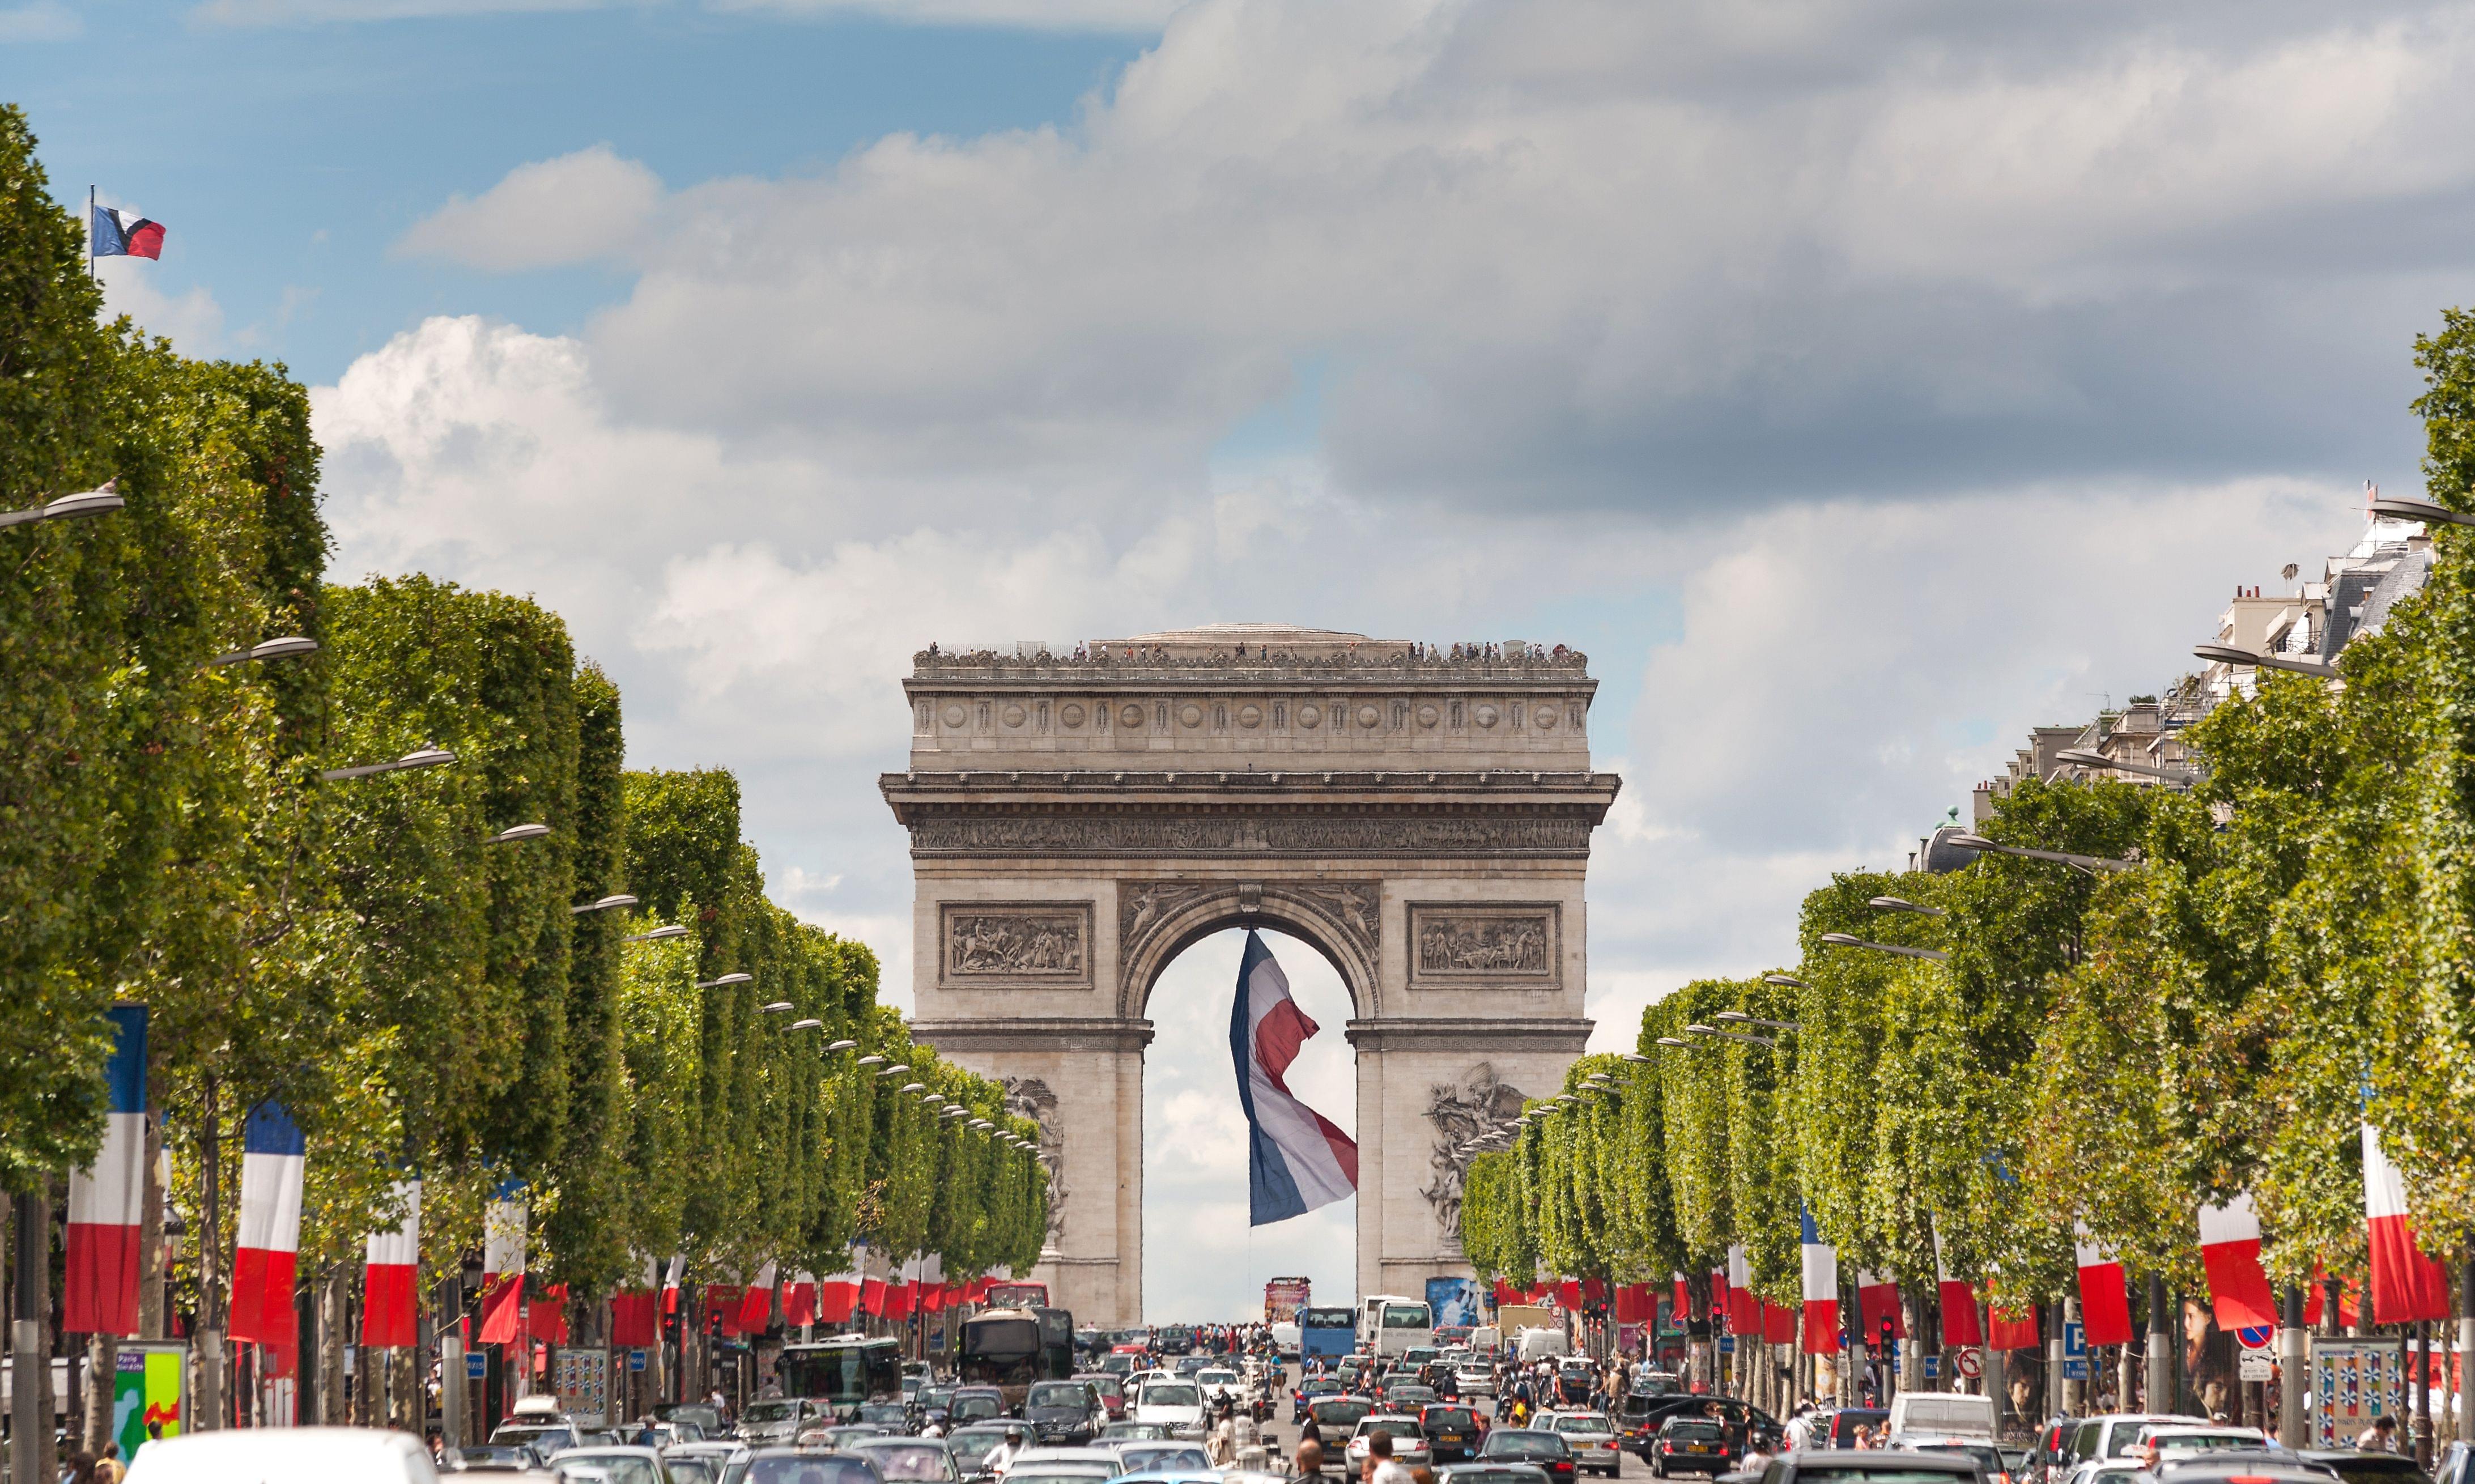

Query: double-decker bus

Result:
[779,1335,904,1421]
[959,1306,1075,1409]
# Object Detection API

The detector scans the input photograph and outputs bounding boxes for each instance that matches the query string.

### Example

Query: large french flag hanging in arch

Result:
[1230,931,1358,1224]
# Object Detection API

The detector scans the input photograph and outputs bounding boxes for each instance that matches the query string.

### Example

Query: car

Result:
[1387,1384,1442,1411]
[124,1426,446,1483]
[1785,1410,1890,1454]
[946,1425,1017,1478]
[542,1445,670,1484]
[741,1399,832,1446]
[1348,1416,1434,1472]
[1478,1427,1579,1484]
[1545,1413,1621,1478]
[1296,1377,1346,1422]
[1023,1380,1106,1445]
[493,1423,584,1457]
[947,1389,1009,1428]
[657,1441,749,1482]
[1422,1403,1487,1462]
[735,1448,890,1484]
[1649,1417,1730,1479]
[2288,1452,2427,1484]
[1108,1442,1214,1475]
[2053,1416,2214,1479]
[1132,1380,1207,1438]
[846,1437,962,1484]
[1072,1373,1127,1421]
[1895,1436,2013,1484]
[1437,1465,1555,1484]
[802,1424,901,1449]
[2130,1427,2271,1471]
[443,1443,547,1470]
[1457,1366,1498,1398]
[1631,1400,1782,1461]
[1757,1450,1981,1484]
[2157,1452,2338,1484]
[1195,1368,1245,1404]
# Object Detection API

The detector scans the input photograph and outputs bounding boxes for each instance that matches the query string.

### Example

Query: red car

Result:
[1074,1372,1126,1420]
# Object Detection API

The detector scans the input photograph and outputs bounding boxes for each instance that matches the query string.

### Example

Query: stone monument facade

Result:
[881,624,1620,1324]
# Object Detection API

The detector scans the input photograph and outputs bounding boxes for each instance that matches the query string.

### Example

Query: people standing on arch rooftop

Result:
[1229,930,1359,1223]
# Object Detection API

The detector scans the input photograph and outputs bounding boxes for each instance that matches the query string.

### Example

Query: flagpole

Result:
[88,186,95,280]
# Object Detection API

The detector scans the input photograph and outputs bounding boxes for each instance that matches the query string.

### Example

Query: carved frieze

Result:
[1409,903,1559,985]
[1002,1076,1068,1253]
[908,812,1597,858]
[1421,1063,1530,1240]
[941,903,1094,988]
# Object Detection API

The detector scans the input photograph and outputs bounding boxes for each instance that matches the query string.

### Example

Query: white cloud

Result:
[397,146,664,270]
[97,260,225,356]
[195,0,1177,25]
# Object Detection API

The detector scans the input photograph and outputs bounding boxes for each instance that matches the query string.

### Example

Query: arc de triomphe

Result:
[881,624,1621,1324]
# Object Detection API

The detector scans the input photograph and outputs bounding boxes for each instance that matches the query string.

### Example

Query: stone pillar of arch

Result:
[882,625,1620,1325]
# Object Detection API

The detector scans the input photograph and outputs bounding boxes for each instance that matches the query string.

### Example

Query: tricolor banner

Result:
[1798,1206,1838,1354]
[611,1256,660,1349]
[360,1179,422,1349]
[1671,1272,1690,1323]
[1761,1299,1794,1346]
[740,1264,778,1331]
[920,1254,946,1312]
[1856,1270,1905,1340]
[1229,931,1357,1224]
[1727,1245,1758,1335]
[90,203,165,260]
[228,1102,305,1349]
[1931,1229,1980,1347]
[65,1005,148,1337]
[2197,1194,2277,1332]
[2363,1124,2451,1324]
[820,1259,861,1325]
[784,1270,819,1328]
[661,1255,686,1317]
[477,1188,528,1346]
[2073,1227,2134,1346]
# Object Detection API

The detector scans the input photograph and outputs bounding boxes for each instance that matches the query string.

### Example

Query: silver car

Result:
[1348,1417,1433,1471]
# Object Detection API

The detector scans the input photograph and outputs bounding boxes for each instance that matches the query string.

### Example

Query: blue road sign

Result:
[1718,1336,1736,1353]
[628,1349,648,1372]
[2064,1359,2090,1380]
[466,1352,487,1380]
[2064,1322,2088,1360]
[1923,1355,1941,1379]
[2237,1325,2274,1350]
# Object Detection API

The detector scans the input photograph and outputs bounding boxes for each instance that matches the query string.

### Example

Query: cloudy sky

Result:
[24,0,2473,1319]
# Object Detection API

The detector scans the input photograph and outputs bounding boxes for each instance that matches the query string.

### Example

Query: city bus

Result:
[779,1335,904,1421]
[959,1305,1075,1409]
[1359,1295,1434,1358]
[1300,1307,1358,1362]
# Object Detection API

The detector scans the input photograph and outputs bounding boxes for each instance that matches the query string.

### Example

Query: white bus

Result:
[1359,1294,1434,1358]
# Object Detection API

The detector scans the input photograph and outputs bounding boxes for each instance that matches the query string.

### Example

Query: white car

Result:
[1133,1379,1208,1438]
[1455,1364,1496,1397]
[1543,1411,1623,1478]
[1196,1368,1244,1404]
[126,1427,439,1483]
[1346,1415,1432,1471]
[546,1445,670,1484]
[2132,1426,2270,1469]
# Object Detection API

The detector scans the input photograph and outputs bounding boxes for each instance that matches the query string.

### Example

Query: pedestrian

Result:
[2358,1416,2399,1452]
[1368,1430,1415,1484]
[95,1444,126,1484]
[63,1452,99,1484]
[1298,1420,1327,1478]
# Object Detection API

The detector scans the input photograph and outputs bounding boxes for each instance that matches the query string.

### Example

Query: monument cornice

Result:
[910,1017,1159,1053]
[1344,1016,1595,1052]
[883,768,1623,803]
[902,670,1598,697]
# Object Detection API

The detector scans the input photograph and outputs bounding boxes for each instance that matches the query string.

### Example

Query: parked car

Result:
[1478,1427,1579,1484]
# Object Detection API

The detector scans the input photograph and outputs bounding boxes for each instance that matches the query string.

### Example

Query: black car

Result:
[1023,1380,1104,1445]
[1479,1428,1579,1484]
[2289,1453,2425,1484]
[1158,1326,1195,1357]
[1422,1404,1486,1462]
[1438,1466,1554,1484]
[1651,1418,1731,1479]
[1627,1398,1782,1461]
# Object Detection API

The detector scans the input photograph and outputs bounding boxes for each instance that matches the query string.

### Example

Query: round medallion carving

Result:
[1060,703,1087,728]
[1417,704,1440,728]
[1475,703,1499,729]
[1238,704,1263,729]
[1298,704,1322,728]
[1002,704,1027,728]
[1121,703,1145,727]
[1535,705,1559,729]
[1356,705,1380,728]
[1180,704,1205,728]
[942,703,967,727]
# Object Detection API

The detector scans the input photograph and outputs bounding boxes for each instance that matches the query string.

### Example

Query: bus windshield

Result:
[781,1341,901,1406]
[1383,1304,1431,1328]
[961,1317,1041,1388]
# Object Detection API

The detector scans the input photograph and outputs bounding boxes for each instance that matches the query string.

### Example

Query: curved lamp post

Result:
[696,973,752,990]
[2195,641,2334,680]
[1818,931,1950,963]
[2055,747,2197,786]
[1946,832,2135,873]
[570,893,639,917]
[320,745,454,783]
[0,480,124,529]
[486,823,552,845]
[1866,895,1945,919]
[622,924,690,945]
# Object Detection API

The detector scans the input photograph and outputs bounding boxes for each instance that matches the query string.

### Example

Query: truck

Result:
[1495,1304,1554,1343]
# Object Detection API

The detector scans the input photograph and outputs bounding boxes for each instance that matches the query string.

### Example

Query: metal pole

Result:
[2417,1321,2434,1468]
[14,1189,54,1484]
[440,1273,465,1451]
[2279,1287,2306,1447]
[2460,1251,2475,1446]
[2046,1302,2065,1423]
[2146,1273,2171,1413]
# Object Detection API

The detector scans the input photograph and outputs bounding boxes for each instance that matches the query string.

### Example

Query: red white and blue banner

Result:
[739,1262,778,1331]
[1932,1228,1980,1347]
[819,1257,861,1324]
[90,203,165,260]
[1798,1205,1838,1354]
[229,1102,305,1349]
[2362,1124,2451,1324]
[1726,1245,1758,1335]
[360,1179,422,1348]
[1856,1269,1906,1340]
[783,1270,819,1329]
[478,1184,528,1346]
[611,1256,660,1348]
[2072,1227,2134,1346]
[661,1254,686,1317]
[1230,930,1357,1224]
[65,1005,147,1337]
[2197,1193,2277,1332]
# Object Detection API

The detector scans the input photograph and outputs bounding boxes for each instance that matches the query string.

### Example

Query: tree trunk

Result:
[197,1081,226,1430]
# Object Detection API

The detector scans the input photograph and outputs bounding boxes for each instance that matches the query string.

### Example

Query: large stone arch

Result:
[881,624,1621,1325]
[1117,881,1379,1020]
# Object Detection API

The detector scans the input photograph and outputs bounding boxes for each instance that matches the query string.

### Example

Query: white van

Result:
[1887,1391,1997,1439]
[1515,1326,1570,1362]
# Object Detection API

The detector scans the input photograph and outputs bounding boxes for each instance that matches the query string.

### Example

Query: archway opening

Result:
[1142,926,1356,1323]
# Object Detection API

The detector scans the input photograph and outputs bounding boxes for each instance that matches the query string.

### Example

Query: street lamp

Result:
[789,1018,823,1031]
[827,1040,858,1052]
[1685,1023,1776,1049]
[622,924,690,944]
[2194,641,2335,679]
[2370,495,2475,528]
[318,745,454,783]
[882,1063,911,1077]
[856,1054,886,1068]
[570,894,640,916]
[760,1001,794,1014]
[1866,895,1945,919]
[1946,831,2136,873]
[1716,1010,1804,1031]
[1763,973,1807,989]
[206,635,320,668]
[1654,1036,1691,1048]
[899,1083,926,1094]
[1620,1052,1650,1063]
[0,479,124,529]
[2055,747,2198,786]
[696,973,752,989]
[1819,931,1950,963]
[924,1094,946,1105]
[486,823,551,845]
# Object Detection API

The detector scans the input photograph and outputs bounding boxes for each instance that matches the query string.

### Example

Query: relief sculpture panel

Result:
[1409,903,1558,985]
[942,903,1094,987]
[1422,1064,1530,1240]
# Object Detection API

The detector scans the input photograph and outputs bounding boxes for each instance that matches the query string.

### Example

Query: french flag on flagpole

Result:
[360,1179,422,1349]
[1229,931,1357,1224]
[2197,1194,2278,1332]
[228,1102,305,1349]
[478,1185,528,1346]
[1798,1205,1838,1354]
[783,1270,819,1329]
[661,1255,686,1317]
[2363,1124,2451,1324]
[2073,1226,2134,1346]
[1932,1227,1980,1347]
[65,1005,147,1337]
[819,1258,861,1325]
[90,203,165,260]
